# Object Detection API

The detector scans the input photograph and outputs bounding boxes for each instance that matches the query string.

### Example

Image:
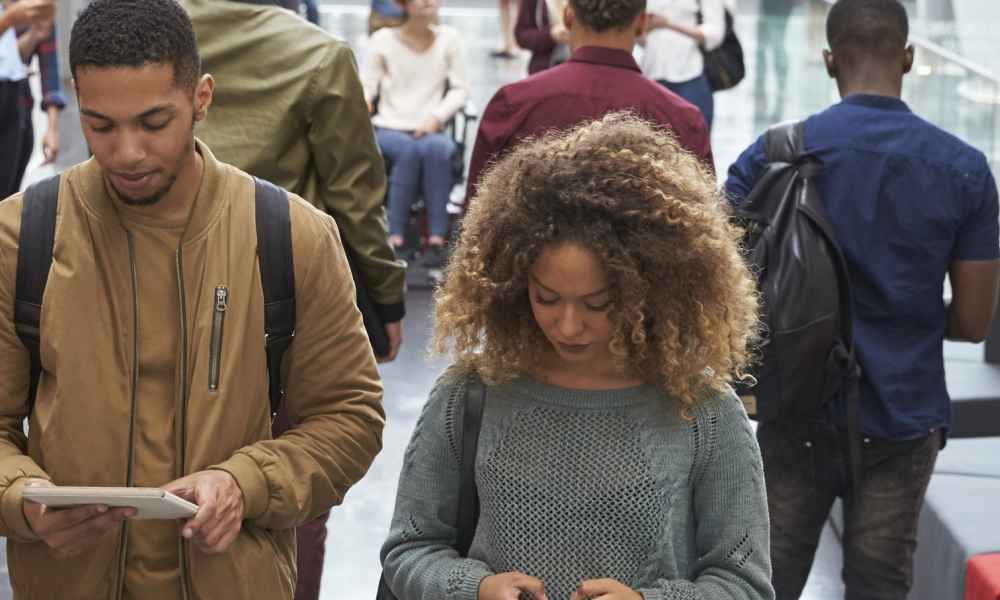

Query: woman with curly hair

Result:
[381,113,773,600]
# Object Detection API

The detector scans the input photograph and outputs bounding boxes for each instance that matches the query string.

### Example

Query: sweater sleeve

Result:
[431,29,470,126]
[637,392,774,600]
[360,30,387,106]
[380,371,495,600]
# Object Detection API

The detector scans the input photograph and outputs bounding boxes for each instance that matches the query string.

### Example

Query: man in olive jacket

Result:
[185,0,406,360]
[0,1,384,598]
[181,1,406,597]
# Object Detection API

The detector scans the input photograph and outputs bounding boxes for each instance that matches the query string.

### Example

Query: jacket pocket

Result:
[209,286,228,391]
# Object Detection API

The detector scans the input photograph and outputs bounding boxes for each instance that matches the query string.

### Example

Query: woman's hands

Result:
[479,573,642,600]
[479,572,548,600]
[570,578,643,600]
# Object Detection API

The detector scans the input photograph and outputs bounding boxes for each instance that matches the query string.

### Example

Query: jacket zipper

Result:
[208,286,228,391]
[176,250,193,600]
[115,233,141,600]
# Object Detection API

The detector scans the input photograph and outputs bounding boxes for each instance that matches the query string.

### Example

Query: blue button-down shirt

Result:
[726,93,1000,440]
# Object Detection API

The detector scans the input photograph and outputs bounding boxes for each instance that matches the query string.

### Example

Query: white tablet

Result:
[23,487,199,520]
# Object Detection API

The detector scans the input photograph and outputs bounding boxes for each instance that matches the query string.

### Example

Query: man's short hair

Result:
[569,0,646,32]
[70,0,201,91]
[827,0,908,58]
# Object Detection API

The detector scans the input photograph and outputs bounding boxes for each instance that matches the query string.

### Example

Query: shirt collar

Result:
[841,93,911,113]
[567,46,642,72]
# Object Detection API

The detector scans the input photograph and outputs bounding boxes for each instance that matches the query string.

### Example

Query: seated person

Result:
[361,0,468,267]
[380,113,774,600]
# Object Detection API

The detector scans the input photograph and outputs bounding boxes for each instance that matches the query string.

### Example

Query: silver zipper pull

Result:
[215,287,228,312]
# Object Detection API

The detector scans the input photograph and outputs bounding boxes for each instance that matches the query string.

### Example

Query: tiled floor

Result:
[8,0,998,598]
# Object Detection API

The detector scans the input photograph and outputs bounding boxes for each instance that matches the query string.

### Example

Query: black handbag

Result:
[375,378,487,600]
[697,2,745,91]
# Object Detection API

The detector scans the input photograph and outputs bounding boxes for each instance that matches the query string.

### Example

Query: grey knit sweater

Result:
[381,371,774,600]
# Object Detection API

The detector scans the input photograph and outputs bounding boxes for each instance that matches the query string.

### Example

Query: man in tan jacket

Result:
[0,1,384,598]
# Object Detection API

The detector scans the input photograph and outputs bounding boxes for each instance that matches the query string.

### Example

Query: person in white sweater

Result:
[641,0,725,130]
[362,0,469,267]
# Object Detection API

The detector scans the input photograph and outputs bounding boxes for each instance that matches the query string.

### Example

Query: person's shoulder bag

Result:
[696,0,745,91]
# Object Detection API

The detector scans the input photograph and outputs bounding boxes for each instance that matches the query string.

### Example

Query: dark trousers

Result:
[272,410,330,600]
[757,422,940,600]
[1,80,28,199]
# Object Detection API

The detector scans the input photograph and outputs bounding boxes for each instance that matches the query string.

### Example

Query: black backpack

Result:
[735,121,862,480]
[12,175,383,417]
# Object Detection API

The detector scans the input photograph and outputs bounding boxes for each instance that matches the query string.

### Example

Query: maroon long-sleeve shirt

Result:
[464,46,713,206]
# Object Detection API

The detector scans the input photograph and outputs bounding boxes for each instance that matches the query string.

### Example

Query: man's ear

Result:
[823,49,837,79]
[634,11,649,37]
[902,44,915,74]
[193,74,215,122]
[563,3,575,30]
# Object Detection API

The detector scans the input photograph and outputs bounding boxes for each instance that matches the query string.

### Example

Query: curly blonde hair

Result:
[434,113,759,412]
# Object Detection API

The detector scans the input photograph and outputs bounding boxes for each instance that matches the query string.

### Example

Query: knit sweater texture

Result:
[381,370,774,600]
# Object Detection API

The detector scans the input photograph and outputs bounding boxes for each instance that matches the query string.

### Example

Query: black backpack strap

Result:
[763,120,805,165]
[14,175,60,415]
[456,377,486,556]
[253,177,296,416]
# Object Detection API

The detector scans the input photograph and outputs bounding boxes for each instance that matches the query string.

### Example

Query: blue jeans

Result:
[375,127,455,241]
[758,421,940,600]
[658,74,714,131]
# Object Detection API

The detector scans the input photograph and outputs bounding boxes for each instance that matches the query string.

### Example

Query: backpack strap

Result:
[456,377,486,556]
[253,177,296,416]
[14,175,61,415]
[763,120,805,165]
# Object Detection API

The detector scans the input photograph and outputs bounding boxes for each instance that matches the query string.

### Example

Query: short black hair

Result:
[569,0,646,32]
[827,0,908,58]
[70,0,201,90]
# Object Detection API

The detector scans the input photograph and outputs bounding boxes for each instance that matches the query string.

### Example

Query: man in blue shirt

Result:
[726,1,1000,598]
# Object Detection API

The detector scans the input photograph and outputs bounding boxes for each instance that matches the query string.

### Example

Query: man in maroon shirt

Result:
[464,0,713,205]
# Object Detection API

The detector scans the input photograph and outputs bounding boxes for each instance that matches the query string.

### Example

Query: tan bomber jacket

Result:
[0,145,385,599]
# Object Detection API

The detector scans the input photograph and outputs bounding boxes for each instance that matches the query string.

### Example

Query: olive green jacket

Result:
[185,0,406,321]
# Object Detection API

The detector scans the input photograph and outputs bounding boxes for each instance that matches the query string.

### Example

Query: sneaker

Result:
[421,244,447,269]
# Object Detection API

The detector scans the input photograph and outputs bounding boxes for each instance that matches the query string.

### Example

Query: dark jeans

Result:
[657,74,714,131]
[272,409,331,600]
[757,422,940,600]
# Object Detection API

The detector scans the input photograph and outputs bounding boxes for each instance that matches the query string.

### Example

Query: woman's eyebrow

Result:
[530,275,609,297]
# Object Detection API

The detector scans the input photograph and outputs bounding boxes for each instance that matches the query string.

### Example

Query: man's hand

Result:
[377,319,403,363]
[645,12,669,30]
[478,572,549,600]
[569,578,643,600]
[2,0,55,29]
[42,118,59,164]
[162,470,245,554]
[412,116,443,139]
[22,479,135,558]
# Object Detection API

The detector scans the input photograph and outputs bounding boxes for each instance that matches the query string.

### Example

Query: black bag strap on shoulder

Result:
[456,377,486,555]
[253,177,297,416]
[376,376,487,600]
[14,175,61,415]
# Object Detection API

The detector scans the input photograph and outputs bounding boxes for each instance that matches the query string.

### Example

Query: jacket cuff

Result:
[374,300,406,323]
[209,453,269,520]
[2,478,43,543]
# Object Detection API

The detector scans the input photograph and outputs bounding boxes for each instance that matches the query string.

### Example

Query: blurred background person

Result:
[492,0,518,58]
[13,0,64,192]
[515,0,569,74]
[362,0,468,268]
[0,0,53,197]
[641,0,725,130]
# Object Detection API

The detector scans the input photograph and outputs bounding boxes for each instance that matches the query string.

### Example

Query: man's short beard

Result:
[115,174,179,206]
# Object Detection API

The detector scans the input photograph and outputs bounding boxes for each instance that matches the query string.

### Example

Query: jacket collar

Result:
[567,46,642,72]
[74,139,229,244]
